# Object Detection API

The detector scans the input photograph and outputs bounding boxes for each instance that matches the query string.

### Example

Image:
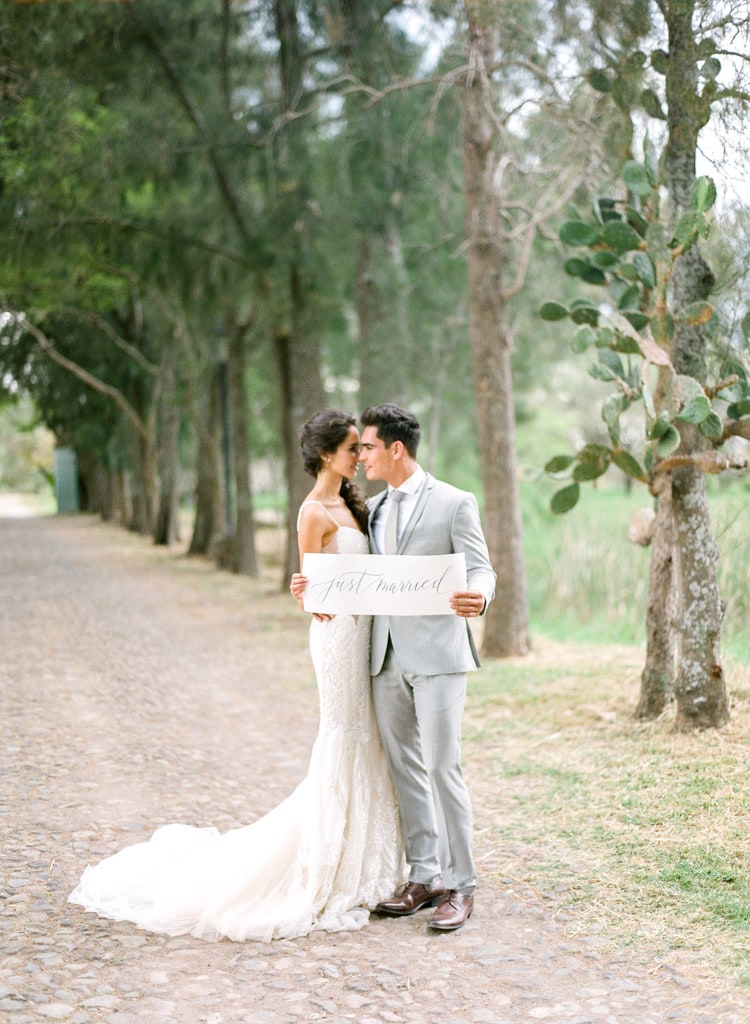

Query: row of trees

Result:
[2,1,749,728]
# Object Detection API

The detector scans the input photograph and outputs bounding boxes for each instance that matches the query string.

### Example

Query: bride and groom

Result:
[69,403,496,940]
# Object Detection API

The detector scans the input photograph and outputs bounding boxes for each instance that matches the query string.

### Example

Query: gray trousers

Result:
[372,644,476,895]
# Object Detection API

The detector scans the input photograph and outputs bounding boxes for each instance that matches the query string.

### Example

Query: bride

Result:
[68,408,405,942]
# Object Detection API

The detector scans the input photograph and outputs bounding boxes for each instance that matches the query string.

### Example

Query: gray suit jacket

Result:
[368,473,496,676]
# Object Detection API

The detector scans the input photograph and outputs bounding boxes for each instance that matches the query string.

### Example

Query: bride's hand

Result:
[289,573,307,601]
[291,574,333,621]
[290,573,332,619]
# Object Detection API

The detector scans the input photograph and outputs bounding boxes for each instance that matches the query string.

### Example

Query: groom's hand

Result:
[449,590,486,618]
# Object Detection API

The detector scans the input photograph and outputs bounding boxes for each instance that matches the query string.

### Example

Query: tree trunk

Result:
[355,236,392,412]
[337,2,411,417]
[275,312,325,582]
[356,221,411,412]
[273,0,325,582]
[129,429,157,535]
[659,0,728,727]
[153,342,181,547]
[77,452,103,516]
[101,467,131,526]
[462,1,529,658]
[635,483,676,719]
[227,316,258,576]
[188,366,225,557]
[671,457,728,728]
[153,416,180,546]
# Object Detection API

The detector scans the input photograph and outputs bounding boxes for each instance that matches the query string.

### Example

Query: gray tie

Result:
[383,490,404,554]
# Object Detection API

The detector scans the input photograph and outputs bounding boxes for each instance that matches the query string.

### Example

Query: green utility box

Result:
[54,447,80,514]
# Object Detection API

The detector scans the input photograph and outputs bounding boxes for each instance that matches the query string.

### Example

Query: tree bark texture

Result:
[275,309,325,581]
[670,457,728,728]
[635,484,676,719]
[660,0,728,727]
[462,1,529,658]
[356,226,411,413]
[337,1,412,416]
[153,339,181,547]
[274,0,325,582]
[188,366,225,558]
[227,317,258,576]
[128,429,157,536]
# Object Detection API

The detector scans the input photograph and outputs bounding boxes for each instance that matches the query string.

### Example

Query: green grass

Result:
[520,477,750,661]
[465,643,750,983]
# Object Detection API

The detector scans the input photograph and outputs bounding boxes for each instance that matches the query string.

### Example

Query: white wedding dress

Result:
[68,518,405,942]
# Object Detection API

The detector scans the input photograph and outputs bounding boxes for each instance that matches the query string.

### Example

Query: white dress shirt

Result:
[372,465,426,554]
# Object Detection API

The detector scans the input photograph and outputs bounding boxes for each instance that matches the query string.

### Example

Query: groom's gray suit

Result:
[368,472,496,895]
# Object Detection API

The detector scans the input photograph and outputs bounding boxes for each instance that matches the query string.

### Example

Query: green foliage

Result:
[692,176,718,213]
[656,424,681,457]
[540,151,750,514]
[3,0,748,543]
[677,394,712,424]
[601,219,643,253]
[559,221,600,247]
[611,447,646,481]
[622,160,652,196]
[549,481,580,514]
[0,397,55,492]
[539,302,569,321]
[572,443,611,481]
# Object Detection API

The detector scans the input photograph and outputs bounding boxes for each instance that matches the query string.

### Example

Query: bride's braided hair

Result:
[299,408,369,533]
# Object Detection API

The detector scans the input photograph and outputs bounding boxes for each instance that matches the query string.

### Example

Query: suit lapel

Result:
[397,473,433,552]
[368,489,388,552]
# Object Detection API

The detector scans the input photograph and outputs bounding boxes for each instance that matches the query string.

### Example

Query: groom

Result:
[359,403,496,931]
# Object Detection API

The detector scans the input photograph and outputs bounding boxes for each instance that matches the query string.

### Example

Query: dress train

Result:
[69,526,405,942]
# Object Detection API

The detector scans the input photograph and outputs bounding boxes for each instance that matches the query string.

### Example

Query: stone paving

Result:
[1,502,749,1024]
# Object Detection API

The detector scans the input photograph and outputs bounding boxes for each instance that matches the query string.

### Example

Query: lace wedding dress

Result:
[68,520,405,942]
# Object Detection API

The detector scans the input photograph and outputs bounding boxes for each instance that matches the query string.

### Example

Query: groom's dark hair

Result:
[360,404,421,458]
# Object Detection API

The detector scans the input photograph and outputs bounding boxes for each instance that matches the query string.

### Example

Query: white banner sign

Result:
[302,552,467,616]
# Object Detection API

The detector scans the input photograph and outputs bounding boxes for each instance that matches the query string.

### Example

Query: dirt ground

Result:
[1,498,749,1024]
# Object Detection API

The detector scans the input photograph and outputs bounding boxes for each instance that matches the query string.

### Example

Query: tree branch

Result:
[56,308,159,376]
[14,315,149,442]
[713,86,750,104]
[53,216,251,267]
[502,165,582,300]
[121,1,259,260]
[652,446,749,477]
[721,418,750,443]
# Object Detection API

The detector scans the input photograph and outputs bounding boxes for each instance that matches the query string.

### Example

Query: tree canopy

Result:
[1,0,749,724]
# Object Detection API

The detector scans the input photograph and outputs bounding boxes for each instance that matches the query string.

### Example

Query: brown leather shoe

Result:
[428,891,474,931]
[375,882,447,916]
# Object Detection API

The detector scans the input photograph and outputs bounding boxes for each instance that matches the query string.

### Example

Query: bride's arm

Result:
[292,505,334,621]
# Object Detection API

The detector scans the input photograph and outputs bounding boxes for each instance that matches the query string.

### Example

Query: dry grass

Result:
[464,638,750,983]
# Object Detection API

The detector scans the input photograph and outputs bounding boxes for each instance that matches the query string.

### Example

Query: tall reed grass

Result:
[521,478,750,662]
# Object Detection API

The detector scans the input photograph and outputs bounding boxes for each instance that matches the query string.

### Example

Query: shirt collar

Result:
[389,464,425,497]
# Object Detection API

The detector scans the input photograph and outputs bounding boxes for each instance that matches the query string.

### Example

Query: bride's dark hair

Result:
[299,408,369,532]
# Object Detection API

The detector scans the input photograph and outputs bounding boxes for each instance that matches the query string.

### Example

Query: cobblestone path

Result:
[1,506,748,1024]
